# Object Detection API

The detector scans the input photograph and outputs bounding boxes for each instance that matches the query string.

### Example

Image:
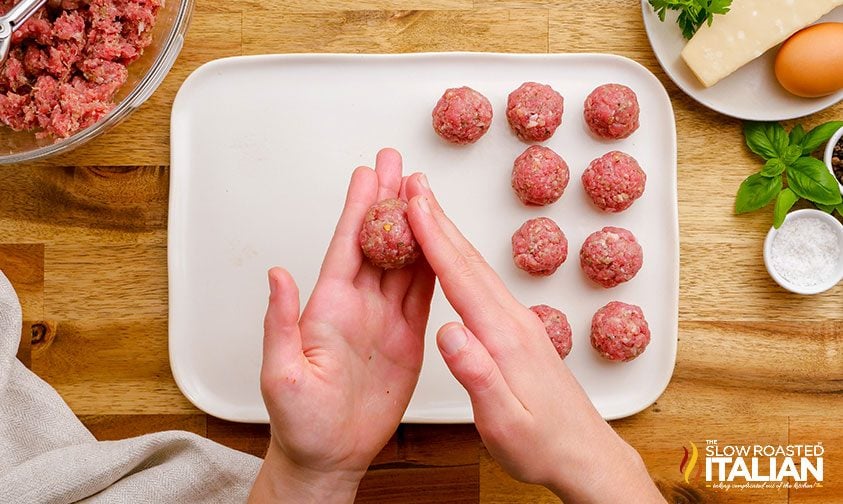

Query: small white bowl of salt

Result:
[763,209,843,295]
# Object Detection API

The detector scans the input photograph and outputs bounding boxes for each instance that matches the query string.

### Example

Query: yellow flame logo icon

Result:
[679,442,702,484]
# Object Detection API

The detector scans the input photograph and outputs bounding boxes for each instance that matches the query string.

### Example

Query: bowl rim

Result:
[823,124,843,195]
[763,208,843,295]
[0,0,195,164]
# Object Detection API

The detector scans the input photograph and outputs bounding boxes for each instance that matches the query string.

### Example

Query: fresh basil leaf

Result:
[815,202,835,213]
[782,144,802,165]
[773,188,799,228]
[836,203,843,217]
[786,157,843,205]
[744,121,787,160]
[789,124,806,146]
[766,123,789,158]
[761,158,786,177]
[735,173,782,214]
[800,121,843,154]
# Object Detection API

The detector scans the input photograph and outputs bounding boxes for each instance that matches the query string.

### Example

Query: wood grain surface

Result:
[1,1,842,502]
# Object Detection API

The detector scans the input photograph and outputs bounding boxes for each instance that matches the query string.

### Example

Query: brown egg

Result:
[775,23,843,98]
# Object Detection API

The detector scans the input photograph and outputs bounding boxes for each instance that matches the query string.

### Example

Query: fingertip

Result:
[417,172,430,190]
[375,148,403,200]
[375,148,403,175]
[348,166,378,201]
[376,147,402,164]
[405,172,429,201]
[268,267,286,298]
[268,265,292,280]
[436,323,511,405]
[263,268,303,366]
[437,322,469,357]
[267,267,299,311]
[408,195,431,217]
[351,165,376,184]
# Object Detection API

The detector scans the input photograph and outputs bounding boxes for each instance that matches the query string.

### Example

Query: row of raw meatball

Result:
[356,199,645,288]
[432,82,641,145]
[357,199,651,364]
[513,219,643,288]
[533,301,650,362]
[513,146,646,213]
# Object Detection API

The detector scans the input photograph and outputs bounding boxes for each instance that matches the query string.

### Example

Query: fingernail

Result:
[440,326,468,356]
[417,196,430,214]
[419,173,430,189]
[268,271,277,297]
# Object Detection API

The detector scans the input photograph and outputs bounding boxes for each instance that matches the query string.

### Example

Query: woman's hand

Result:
[249,149,435,504]
[404,174,665,504]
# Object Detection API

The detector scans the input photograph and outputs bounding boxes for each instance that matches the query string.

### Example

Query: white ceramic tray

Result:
[169,53,679,423]
[642,1,843,121]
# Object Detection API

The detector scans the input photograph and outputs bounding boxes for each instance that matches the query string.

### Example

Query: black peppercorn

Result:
[833,137,843,186]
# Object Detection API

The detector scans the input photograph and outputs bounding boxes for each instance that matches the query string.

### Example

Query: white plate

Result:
[169,53,679,423]
[641,1,843,121]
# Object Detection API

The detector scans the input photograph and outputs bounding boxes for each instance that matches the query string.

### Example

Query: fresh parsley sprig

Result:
[649,0,733,39]
[735,121,843,228]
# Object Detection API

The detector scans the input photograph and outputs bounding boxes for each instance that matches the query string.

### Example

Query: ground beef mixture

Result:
[432,86,493,145]
[359,198,420,270]
[506,82,564,143]
[590,301,650,362]
[581,151,647,213]
[511,216,568,276]
[0,0,161,138]
[511,145,570,206]
[530,304,572,359]
[583,83,640,140]
[580,226,643,288]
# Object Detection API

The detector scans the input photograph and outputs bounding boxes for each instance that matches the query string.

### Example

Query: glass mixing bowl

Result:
[0,0,194,164]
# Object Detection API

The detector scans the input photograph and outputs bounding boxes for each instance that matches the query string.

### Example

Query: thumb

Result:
[436,323,521,422]
[263,267,304,374]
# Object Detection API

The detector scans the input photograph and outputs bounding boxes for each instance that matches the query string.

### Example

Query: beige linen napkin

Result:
[0,270,261,503]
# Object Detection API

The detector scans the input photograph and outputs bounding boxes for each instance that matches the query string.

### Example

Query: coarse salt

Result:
[771,217,840,287]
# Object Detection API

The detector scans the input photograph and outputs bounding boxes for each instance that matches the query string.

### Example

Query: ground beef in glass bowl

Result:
[0,0,193,163]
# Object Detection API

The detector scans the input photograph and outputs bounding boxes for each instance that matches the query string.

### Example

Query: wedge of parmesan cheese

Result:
[681,0,843,87]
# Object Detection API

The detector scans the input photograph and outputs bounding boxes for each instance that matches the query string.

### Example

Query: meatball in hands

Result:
[249,149,435,503]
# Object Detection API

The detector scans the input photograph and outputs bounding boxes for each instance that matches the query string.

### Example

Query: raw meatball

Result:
[511,217,568,276]
[359,198,420,269]
[432,86,493,144]
[530,304,572,359]
[511,145,570,206]
[583,84,640,140]
[582,151,646,212]
[506,82,564,142]
[0,0,162,138]
[580,227,642,288]
[590,301,650,362]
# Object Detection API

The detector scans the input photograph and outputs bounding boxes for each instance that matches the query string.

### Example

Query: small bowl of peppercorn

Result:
[825,124,843,196]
